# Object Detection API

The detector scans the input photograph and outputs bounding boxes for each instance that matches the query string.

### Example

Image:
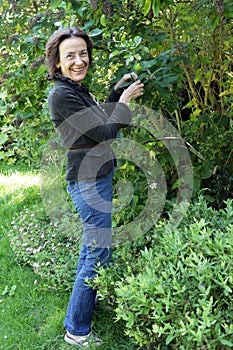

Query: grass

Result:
[0,168,138,350]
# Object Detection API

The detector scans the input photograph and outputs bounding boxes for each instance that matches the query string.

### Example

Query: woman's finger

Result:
[130,72,138,81]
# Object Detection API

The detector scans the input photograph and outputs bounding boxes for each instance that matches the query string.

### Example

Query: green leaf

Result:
[21,113,33,119]
[89,28,103,37]
[66,1,72,12]
[100,14,106,27]
[51,0,63,10]
[0,134,8,145]
[219,339,233,347]
[210,15,220,31]
[139,59,157,72]
[126,315,135,327]
[152,0,161,17]
[133,36,142,46]
[144,0,152,16]
[109,50,121,59]
[157,74,178,87]
[166,334,175,345]
[82,20,95,31]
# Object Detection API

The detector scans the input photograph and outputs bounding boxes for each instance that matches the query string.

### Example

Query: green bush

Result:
[94,197,233,349]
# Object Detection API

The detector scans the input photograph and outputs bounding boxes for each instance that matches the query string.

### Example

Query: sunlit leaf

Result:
[109,50,121,59]
[100,14,106,27]
[144,0,152,16]
[89,28,103,37]
[152,0,161,17]
[0,135,8,145]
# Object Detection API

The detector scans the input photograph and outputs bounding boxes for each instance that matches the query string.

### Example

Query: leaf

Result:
[82,20,95,31]
[157,74,179,87]
[51,0,63,10]
[133,36,142,46]
[126,315,135,327]
[144,0,152,16]
[117,81,132,89]
[219,339,233,347]
[166,334,175,345]
[152,0,161,17]
[140,59,157,71]
[0,134,8,145]
[210,15,220,31]
[66,1,72,12]
[100,14,106,27]
[194,68,203,84]
[109,50,121,59]
[89,28,103,37]
[21,113,33,119]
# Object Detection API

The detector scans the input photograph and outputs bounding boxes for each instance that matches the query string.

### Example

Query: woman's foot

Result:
[64,331,102,348]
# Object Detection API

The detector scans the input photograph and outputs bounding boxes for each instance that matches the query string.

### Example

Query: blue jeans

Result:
[64,169,113,336]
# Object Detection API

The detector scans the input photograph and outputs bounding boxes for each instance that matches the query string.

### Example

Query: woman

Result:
[46,27,144,347]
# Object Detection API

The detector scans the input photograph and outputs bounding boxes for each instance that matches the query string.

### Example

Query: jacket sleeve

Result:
[106,89,121,103]
[48,85,131,148]
[103,89,122,116]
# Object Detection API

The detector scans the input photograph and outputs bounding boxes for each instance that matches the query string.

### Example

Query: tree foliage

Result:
[0,0,232,205]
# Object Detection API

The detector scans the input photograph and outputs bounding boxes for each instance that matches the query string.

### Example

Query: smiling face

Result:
[56,36,89,84]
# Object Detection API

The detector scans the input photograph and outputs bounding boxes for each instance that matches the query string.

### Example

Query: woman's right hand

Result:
[119,80,144,105]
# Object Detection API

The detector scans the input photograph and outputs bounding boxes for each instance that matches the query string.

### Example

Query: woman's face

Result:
[56,36,89,83]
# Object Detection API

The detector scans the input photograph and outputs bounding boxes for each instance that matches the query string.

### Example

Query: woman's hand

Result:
[114,72,138,92]
[119,80,144,105]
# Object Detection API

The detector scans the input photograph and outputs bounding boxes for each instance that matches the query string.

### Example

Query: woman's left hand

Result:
[114,72,138,92]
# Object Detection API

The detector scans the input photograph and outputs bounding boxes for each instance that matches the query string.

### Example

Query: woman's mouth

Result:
[71,66,86,73]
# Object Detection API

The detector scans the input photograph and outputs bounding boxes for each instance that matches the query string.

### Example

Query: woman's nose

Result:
[74,55,83,65]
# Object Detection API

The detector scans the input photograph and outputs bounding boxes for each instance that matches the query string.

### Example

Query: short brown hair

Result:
[46,27,93,79]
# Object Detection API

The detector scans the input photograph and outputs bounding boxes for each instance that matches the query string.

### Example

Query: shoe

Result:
[64,331,102,348]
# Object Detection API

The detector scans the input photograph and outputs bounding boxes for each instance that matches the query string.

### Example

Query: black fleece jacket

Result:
[48,76,132,181]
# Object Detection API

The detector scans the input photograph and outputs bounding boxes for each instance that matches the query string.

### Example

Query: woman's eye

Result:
[66,54,74,59]
[81,51,88,56]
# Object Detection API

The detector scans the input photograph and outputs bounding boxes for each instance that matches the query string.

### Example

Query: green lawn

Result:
[0,169,137,350]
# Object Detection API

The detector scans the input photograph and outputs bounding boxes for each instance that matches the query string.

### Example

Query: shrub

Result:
[94,197,233,349]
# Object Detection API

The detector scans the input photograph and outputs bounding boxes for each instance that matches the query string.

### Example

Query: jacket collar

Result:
[48,73,90,94]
